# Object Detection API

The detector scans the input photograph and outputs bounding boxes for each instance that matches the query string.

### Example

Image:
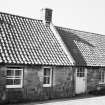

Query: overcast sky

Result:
[0,0,105,35]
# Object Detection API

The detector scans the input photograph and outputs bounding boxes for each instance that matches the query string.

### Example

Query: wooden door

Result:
[75,67,87,94]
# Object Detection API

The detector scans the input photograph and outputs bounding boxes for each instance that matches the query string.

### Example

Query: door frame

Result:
[75,67,87,94]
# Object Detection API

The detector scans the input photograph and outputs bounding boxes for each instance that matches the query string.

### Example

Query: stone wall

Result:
[0,65,74,102]
[52,66,74,98]
[2,65,105,102]
[87,67,105,92]
[0,65,6,101]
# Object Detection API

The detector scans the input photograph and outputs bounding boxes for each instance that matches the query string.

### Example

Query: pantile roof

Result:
[56,26,105,66]
[0,12,71,66]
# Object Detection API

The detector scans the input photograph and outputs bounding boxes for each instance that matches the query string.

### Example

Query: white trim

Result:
[85,68,87,93]
[43,67,52,87]
[99,82,105,84]
[99,70,105,84]
[75,67,77,93]
[43,84,51,87]
[6,67,23,88]
[50,23,75,65]
[6,84,22,88]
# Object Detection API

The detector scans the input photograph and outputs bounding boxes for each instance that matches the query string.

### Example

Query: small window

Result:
[6,67,23,88]
[43,67,52,87]
[77,67,85,77]
[99,70,105,84]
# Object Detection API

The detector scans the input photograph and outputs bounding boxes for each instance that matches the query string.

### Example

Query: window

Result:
[43,67,52,87]
[6,67,23,88]
[99,70,105,84]
[77,67,85,77]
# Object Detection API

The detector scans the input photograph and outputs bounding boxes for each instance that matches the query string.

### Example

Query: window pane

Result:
[14,79,21,85]
[102,72,104,82]
[7,70,14,76]
[44,68,50,76]
[6,68,23,88]
[6,79,13,85]
[43,77,50,84]
[80,73,84,77]
[99,70,105,83]
[78,67,84,72]
[15,70,21,76]
[77,72,80,77]
[77,68,84,77]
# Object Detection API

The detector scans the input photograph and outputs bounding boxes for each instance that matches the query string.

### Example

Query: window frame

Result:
[99,70,105,84]
[43,67,52,87]
[77,67,85,77]
[6,67,23,88]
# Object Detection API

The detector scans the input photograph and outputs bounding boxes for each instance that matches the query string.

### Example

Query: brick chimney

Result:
[41,8,53,26]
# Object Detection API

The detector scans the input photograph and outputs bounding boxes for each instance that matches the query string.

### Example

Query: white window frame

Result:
[77,67,85,77]
[6,67,23,88]
[99,70,105,84]
[43,67,52,87]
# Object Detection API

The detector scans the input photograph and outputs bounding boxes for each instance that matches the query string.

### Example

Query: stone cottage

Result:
[0,8,105,102]
[0,9,74,102]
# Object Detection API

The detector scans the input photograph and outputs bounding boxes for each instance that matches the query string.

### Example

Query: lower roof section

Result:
[56,26,105,67]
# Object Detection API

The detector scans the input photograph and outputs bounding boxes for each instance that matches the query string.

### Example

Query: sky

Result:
[0,0,105,35]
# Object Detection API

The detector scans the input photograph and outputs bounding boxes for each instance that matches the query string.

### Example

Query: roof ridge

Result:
[0,11,42,22]
[56,26,105,37]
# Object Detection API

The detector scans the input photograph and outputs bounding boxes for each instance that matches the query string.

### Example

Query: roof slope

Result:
[56,26,105,66]
[0,12,71,66]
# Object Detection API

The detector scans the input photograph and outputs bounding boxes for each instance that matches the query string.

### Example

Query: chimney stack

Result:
[41,8,53,26]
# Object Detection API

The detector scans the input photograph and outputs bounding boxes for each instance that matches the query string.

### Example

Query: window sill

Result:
[43,84,51,87]
[99,82,105,85]
[6,85,22,88]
